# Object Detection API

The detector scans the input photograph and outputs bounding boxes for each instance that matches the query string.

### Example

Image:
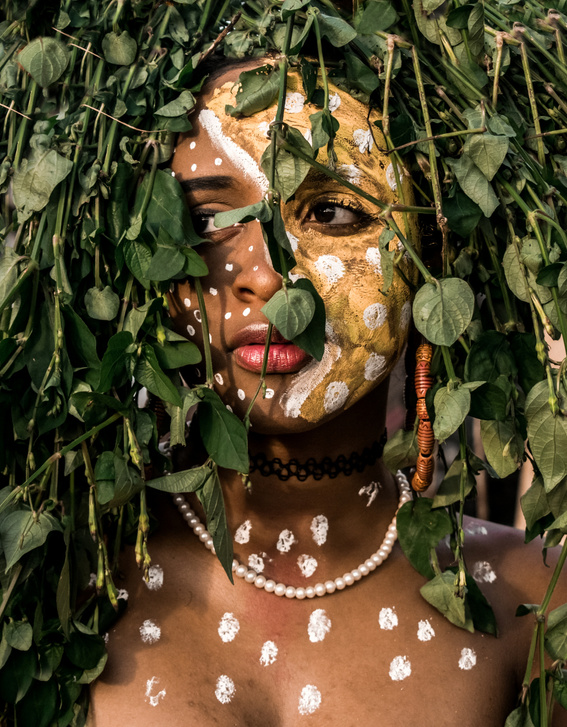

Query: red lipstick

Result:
[231,325,310,374]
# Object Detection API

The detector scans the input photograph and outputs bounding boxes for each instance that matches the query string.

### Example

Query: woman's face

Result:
[169,66,415,434]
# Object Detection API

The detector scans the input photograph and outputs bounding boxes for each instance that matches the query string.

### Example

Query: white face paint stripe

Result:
[199,108,269,194]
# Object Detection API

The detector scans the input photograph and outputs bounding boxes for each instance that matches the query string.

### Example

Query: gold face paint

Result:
[171,67,417,428]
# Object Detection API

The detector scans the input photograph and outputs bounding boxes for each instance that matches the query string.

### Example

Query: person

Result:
[88,61,567,726]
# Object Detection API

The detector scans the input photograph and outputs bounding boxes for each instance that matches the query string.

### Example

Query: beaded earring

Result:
[412,342,435,492]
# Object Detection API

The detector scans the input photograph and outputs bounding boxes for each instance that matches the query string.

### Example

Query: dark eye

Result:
[192,212,219,236]
[307,203,361,225]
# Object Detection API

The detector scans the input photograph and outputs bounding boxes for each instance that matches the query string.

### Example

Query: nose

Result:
[231,221,282,304]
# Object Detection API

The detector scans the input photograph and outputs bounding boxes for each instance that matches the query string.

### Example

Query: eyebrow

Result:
[178,175,236,193]
[304,169,387,199]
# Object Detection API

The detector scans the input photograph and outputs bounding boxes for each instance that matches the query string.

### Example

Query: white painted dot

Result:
[243,307,251,317]
[235,519,252,544]
[145,676,166,707]
[314,255,345,285]
[186,324,195,336]
[379,607,398,631]
[338,163,361,184]
[194,309,202,323]
[225,311,232,320]
[140,619,161,644]
[248,553,265,573]
[218,612,240,643]
[310,515,328,546]
[285,91,305,113]
[365,353,387,381]
[363,302,387,330]
[145,564,164,590]
[183,297,191,308]
[366,247,382,275]
[465,524,488,536]
[276,529,297,553]
[353,128,374,154]
[417,619,435,642]
[225,263,233,271]
[191,163,197,172]
[329,92,341,112]
[260,640,278,666]
[117,588,129,601]
[214,373,224,385]
[248,245,254,252]
[215,675,235,704]
[237,388,246,400]
[297,554,318,578]
[209,287,218,296]
[298,685,322,715]
[253,265,259,272]
[214,157,223,166]
[170,170,176,177]
[189,141,196,150]
[389,655,412,681]
[458,648,477,670]
[358,481,380,506]
[265,388,274,399]
[308,609,331,643]
[323,381,349,413]
[209,333,212,344]
[386,162,402,192]
[472,561,497,584]
[225,404,233,412]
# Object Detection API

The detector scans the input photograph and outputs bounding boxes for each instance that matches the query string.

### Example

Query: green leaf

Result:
[146,245,185,281]
[56,538,71,638]
[383,428,418,473]
[2,510,62,571]
[545,603,567,660]
[102,31,137,65]
[152,341,201,369]
[433,385,471,443]
[198,389,249,472]
[134,345,182,407]
[97,331,134,393]
[463,571,498,635]
[443,192,482,237]
[261,127,313,202]
[420,571,474,631]
[146,465,211,493]
[109,455,143,508]
[413,278,475,346]
[166,388,201,447]
[84,286,120,321]
[155,90,195,117]
[526,380,567,491]
[261,287,316,340]
[12,149,73,220]
[446,155,499,217]
[433,457,476,507]
[510,333,544,394]
[196,467,233,582]
[0,648,36,703]
[480,419,523,479]
[225,65,280,117]
[62,305,101,373]
[19,37,69,87]
[396,499,452,579]
[466,3,485,56]
[521,476,550,530]
[309,110,339,151]
[214,200,272,229]
[465,331,516,383]
[345,52,380,95]
[356,0,399,32]
[5,621,33,651]
[281,0,310,17]
[446,4,474,28]
[123,240,152,286]
[379,228,396,293]
[181,246,209,277]
[464,133,509,181]
[290,278,326,361]
[317,12,357,47]
[143,170,193,243]
[0,631,11,670]
[413,0,462,46]
[469,383,508,421]
[66,622,106,670]
[502,243,552,305]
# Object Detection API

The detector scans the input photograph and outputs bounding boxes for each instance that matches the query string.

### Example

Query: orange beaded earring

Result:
[412,342,435,492]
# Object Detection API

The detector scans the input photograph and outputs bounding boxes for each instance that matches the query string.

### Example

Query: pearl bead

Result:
[179,502,190,513]
[325,580,336,594]
[305,587,316,599]
[245,570,257,583]
[199,531,209,542]
[193,524,205,535]
[334,577,346,590]
[204,537,214,549]
[359,564,369,577]
[351,569,362,581]
[236,565,247,578]
[365,559,376,571]
[343,572,355,587]
[378,547,389,558]
[264,580,276,593]
[372,554,383,565]
[274,583,286,597]
[232,560,239,571]
[172,495,184,506]
[285,586,296,598]
[187,516,199,527]
[254,575,266,589]
[314,583,327,597]
[384,535,396,547]
[295,587,306,599]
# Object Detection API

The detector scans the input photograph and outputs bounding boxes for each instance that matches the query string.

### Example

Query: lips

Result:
[231,324,310,374]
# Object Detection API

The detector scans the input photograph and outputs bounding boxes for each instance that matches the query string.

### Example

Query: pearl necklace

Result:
[172,471,412,599]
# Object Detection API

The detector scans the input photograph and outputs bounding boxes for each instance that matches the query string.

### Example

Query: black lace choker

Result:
[248,431,388,482]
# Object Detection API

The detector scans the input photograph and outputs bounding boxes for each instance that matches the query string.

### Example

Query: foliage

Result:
[1,0,567,724]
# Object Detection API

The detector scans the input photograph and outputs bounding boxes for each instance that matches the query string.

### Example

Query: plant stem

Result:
[194,277,214,386]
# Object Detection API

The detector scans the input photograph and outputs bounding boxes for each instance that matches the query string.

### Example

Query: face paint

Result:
[417,619,435,642]
[218,612,240,643]
[358,481,380,506]
[297,554,318,578]
[237,389,246,401]
[365,247,382,275]
[145,564,164,590]
[352,128,373,153]
[215,675,236,704]
[140,619,161,644]
[243,307,251,316]
[314,255,345,284]
[235,520,252,544]
[458,648,477,670]
[117,589,129,602]
[187,324,195,336]
[215,373,224,385]
[364,353,387,382]
[145,677,166,706]
[285,92,305,113]
[472,561,497,583]
[248,553,265,573]
[378,607,398,631]
[260,640,278,666]
[209,287,218,295]
[389,656,412,681]
[277,529,297,553]
[308,609,331,643]
[183,297,191,308]
[298,685,322,715]
[310,515,328,546]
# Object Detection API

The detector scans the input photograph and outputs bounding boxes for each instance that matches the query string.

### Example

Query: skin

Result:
[89,64,567,726]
